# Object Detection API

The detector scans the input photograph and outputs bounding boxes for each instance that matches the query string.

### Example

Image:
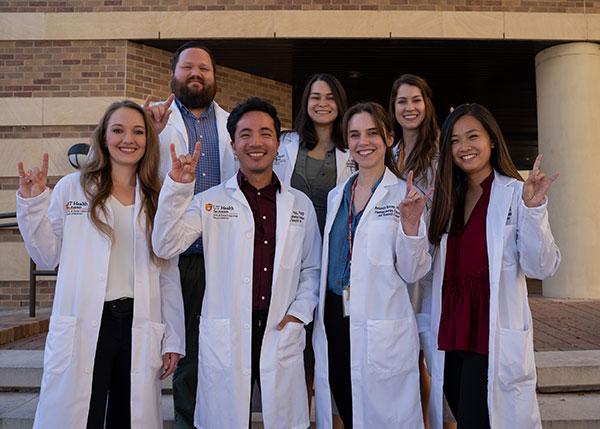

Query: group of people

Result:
[15,40,561,429]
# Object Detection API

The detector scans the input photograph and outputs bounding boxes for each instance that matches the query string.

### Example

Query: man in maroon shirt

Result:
[152,97,321,428]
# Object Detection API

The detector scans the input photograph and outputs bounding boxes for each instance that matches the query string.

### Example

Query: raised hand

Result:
[169,142,201,184]
[399,171,431,236]
[17,153,49,198]
[143,93,175,135]
[522,154,559,208]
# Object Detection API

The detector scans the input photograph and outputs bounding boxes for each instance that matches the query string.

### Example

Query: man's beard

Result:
[171,76,217,110]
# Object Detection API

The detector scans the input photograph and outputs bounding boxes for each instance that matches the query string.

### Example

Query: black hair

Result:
[226,97,282,141]
[170,42,216,73]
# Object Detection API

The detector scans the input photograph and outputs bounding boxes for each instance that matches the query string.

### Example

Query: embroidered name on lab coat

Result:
[64,200,89,216]
[374,204,400,220]
[290,210,305,225]
[273,152,286,166]
[207,203,239,220]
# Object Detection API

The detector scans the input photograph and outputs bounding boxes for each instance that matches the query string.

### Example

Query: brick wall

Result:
[0,40,126,98]
[0,281,55,309]
[217,65,293,127]
[0,0,596,13]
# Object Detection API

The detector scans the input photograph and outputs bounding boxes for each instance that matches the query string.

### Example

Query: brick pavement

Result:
[530,296,600,352]
[1,297,599,352]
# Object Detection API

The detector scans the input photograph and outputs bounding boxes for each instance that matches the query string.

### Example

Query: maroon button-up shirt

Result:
[238,171,280,311]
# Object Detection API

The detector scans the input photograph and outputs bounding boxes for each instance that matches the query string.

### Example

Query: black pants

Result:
[87,299,133,429]
[173,253,206,429]
[324,291,353,429]
[444,350,491,429]
[249,309,269,425]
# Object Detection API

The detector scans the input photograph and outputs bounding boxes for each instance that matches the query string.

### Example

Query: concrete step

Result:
[0,392,269,428]
[0,350,172,391]
[2,350,599,394]
[538,392,600,429]
[0,390,595,428]
[536,350,600,393]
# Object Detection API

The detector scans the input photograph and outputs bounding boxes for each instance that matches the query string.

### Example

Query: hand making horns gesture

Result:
[169,142,202,184]
[143,93,175,135]
[522,154,559,208]
[17,153,49,199]
[399,170,432,236]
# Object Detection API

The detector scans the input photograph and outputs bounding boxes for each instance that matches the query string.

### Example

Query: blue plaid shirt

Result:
[175,98,221,254]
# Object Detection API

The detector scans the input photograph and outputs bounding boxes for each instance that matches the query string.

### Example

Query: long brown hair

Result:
[342,102,400,178]
[81,100,163,262]
[428,103,523,245]
[291,73,348,151]
[388,74,439,183]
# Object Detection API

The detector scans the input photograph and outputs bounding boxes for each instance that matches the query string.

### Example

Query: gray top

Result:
[290,145,337,236]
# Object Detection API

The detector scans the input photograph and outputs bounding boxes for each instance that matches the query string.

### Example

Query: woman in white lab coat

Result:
[274,73,355,233]
[312,101,431,428]
[388,73,442,427]
[426,103,560,429]
[16,100,185,429]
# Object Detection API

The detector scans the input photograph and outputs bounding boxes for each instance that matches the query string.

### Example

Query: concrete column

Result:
[535,42,600,299]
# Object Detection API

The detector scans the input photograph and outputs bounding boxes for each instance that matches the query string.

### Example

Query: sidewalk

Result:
[1,295,599,352]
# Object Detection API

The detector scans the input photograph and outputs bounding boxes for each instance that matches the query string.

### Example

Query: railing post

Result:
[29,258,36,317]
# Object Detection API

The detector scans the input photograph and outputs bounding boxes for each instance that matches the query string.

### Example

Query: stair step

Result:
[538,392,600,428]
[0,350,172,391]
[536,350,600,393]
[0,393,269,428]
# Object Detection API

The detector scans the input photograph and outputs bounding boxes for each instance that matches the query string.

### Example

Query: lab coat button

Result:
[85,367,92,374]
[244,277,250,284]
[91,320,99,327]
[243,369,250,376]
[99,275,105,282]
[244,324,250,329]
[246,232,252,239]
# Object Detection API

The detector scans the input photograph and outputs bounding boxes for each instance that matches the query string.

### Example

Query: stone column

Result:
[535,42,600,298]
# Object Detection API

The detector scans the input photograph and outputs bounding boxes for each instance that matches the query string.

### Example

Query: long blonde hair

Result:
[81,100,163,262]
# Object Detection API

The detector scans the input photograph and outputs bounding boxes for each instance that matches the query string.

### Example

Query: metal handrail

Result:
[0,211,57,317]
[0,211,17,229]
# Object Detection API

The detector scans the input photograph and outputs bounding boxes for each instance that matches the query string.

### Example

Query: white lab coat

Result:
[273,131,355,186]
[16,172,185,429]
[158,100,237,182]
[424,171,561,429]
[152,173,322,429]
[313,168,431,428]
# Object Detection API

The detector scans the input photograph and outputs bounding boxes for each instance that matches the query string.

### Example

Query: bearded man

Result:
[145,41,237,429]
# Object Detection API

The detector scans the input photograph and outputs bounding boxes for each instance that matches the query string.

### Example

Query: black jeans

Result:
[86,298,133,429]
[444,350,491,429]
[324,291,353,429]
[249,309,269,425]
[173,253,206,429]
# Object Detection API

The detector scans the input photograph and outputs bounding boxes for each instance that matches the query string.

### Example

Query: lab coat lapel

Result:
[272,183,294,287]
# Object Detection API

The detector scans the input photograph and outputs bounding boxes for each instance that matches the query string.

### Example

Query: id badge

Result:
[342,286,350,318]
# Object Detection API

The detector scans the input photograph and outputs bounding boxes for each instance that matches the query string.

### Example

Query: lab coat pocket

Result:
[367,318,414,377]
[132,321,166,374]
[281,226,303,269]
[277,322,306,367]
[367,223,395,266]
[199,317,231,369]
[44,315,77,374]
[498,327,536,388]
[502,225,518,268]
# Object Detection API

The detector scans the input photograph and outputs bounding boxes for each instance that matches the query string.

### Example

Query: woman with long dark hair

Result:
[426,103,560,429]
[389,73,440,427]
[275,73,355,234]
[16,100,184,428]
[313,102,431,428]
